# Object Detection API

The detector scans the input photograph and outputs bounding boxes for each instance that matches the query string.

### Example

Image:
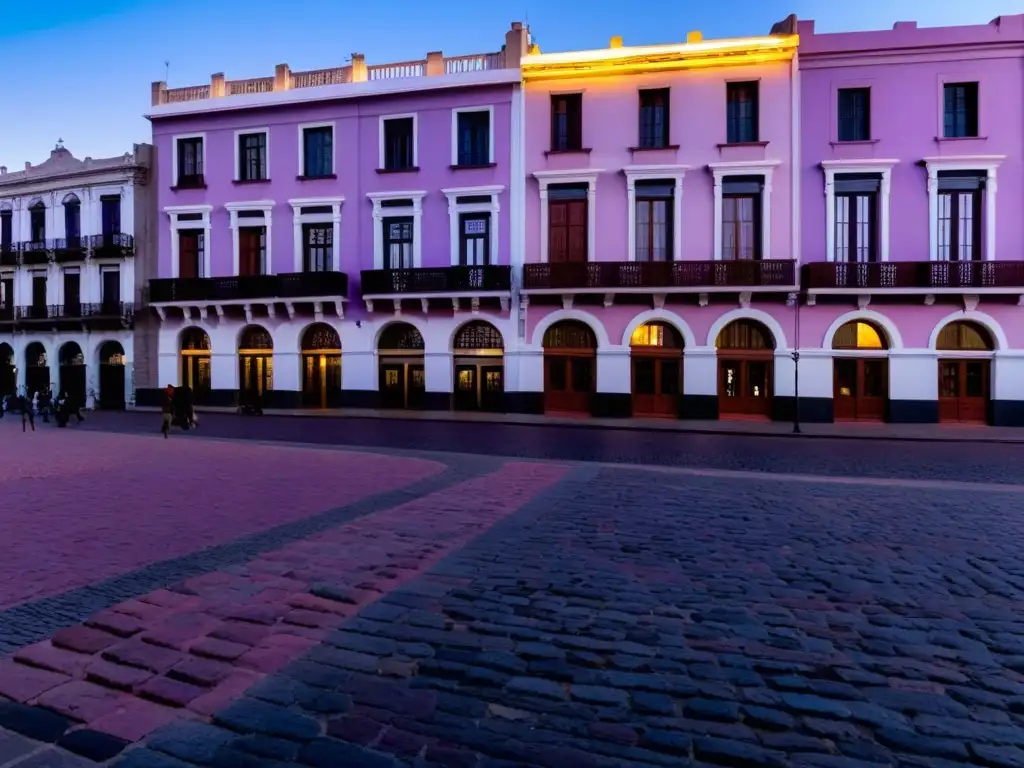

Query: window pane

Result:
[634,359,656,394]
[659,360,680,395]
[571,358,592,392]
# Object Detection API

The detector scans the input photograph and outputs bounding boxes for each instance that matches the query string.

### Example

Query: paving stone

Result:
[326,715,386,745]
[35,681,126,723]
[685,697,740,722]
[9,748,99,768]
[0,660,70,703]
[632,691,676,715]
[694,736,787,767]
[147,722,236,764]
[103,640,183,673]
[190,637,250,661]
[111,747,197,768]
[970,743,1024,768]
[85,659,154,691]
[233,733,301,762]
[168,656,235,687]
[741,705,795,730]
[58,728,132,762]
[14,643,92,678]
[213,697,320,740]
[0,702,73,742]
[138,676,206,708]
[85,611,145,638]
[876,726,969,759]
[298,738,400,768]
[506,677,567,700]
[571,685,630,707]
[0,727,38,762]
[51,626,119,655]
[779,693,853,719]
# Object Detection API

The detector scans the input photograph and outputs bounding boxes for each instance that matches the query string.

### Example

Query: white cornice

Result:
[365,190,427,203]
[225,200,276,212]
[821,158,900,170]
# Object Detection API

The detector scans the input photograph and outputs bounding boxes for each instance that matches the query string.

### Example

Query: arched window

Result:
[832,321,887,351]
[630,322,682,348]
[937,321,994,352]
[454,321,504,350]
[99,341,126,366]
[59,342,84,366]
[379,323,424,350]
[716,319,774,350]
[301,324,341,351]
[180,327,211,351]
[543,321,596,350]
[239,325,273,351]
[62,193,80,205]
[0,343,13,366]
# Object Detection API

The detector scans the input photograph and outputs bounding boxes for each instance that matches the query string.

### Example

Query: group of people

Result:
[160,384,197,437]
[1,388,85,432]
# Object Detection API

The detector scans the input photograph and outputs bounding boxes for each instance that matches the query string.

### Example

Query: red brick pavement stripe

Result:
[0,429,443,609]
[1,460,569,745]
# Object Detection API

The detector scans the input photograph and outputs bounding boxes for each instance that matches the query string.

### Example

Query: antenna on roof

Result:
[164,60,170,83]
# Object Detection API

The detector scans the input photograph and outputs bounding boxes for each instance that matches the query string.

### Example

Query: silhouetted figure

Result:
[161,385,174,438]
[20,394,34,432]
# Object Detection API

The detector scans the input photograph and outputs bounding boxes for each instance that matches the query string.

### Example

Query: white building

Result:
[0,143,155,409]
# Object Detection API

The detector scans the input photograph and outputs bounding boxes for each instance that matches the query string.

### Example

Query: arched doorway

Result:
[0,343,14,399]
[238,325,273,400]
[180,327,211,402]
[301,324,341,409]
[716,319,774,419]
[630,322,683,418]
[59,342,86,409]
[832,321,888,422]
[98,341,126,410]
[25,343,49,399]
[378,323,425,410]
[453,321,504,412]
[937,321,992,424]
[543,320,596,415]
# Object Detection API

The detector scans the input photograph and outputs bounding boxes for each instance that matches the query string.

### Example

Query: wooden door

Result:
[480,366,504,412]
[939,359,989,423]
[548,200,587,263]
[454,365,478,411]
[179,232,200,278]
[632,356,681,418]
[544,354,592,414]
[60,365,86,409]
[239,228,262,276]
[379,363,405,409]
[719,358,772,418]
[834,359,887,422]
[408,364,426,409]
[182,355,211,399]
[99,363,126,410]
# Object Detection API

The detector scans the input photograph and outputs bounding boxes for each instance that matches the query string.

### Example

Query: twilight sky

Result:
[0,0,1013,169]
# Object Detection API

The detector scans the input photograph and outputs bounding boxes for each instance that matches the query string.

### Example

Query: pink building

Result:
[518,20,803,420]
[799,14,1024,426]
[142,24,530,411]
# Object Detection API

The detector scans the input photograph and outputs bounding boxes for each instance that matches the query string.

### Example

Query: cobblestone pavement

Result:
[82,410,1024,484]
[3,424,1024,766]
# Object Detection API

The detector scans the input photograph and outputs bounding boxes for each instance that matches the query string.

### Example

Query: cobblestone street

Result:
[2,421,1024,766]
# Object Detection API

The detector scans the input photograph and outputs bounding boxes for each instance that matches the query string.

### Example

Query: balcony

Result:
[53,238,88,263]
[0,303,14,322]
[150,271,348,303]
[11,302,134,327]
[804,261,1024,295]
[89,233,135,259]
[523,260,798,293]
[0,245,18,267]
[360,265,512,313]
[19,242,50,266]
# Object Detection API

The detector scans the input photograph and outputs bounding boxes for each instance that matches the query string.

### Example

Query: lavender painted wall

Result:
[150,84,514,308]
[523,58,796,263]
[799,15,1024,269]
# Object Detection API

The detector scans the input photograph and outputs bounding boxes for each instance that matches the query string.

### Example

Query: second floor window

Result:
[837,88,870,142]
[638,89,670,149]
[64,199,81,242]
[384,217,414,269]
[721,178,762,261]
[303,126,333,177]
[102,268,121,306]
[635,181,674,262]
[101,196,121,236]
[726,82,759,144]
[239,226,266,276]
[383,117,415,171]
[63,271,80,311]
[834,175,880,263]
[1,211,11,247]
[551,93,583,152]
[29,203,45,242]
[303,223,333,272]
[456,110,491,166]
[937,172,984,262]
[176,137,204,186]
[238,132,267,181]
[459,213,490,266]
[944,82,979,138]
[178,230,204,279]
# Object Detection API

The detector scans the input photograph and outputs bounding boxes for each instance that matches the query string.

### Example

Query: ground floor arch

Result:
[378,322,425,410]
[716,319,774,419]
[0,343,14,399]
[301,323,342,409]
[936,320,993,424]
[180,327,212,403]
[453,320,504,412]
[98,340,126,410]
[543,320,597,415]
[831,320,888,422]
[59,341,87,409]
[238,325,274,399]
[630,321,683,418]
[25,342,49,398]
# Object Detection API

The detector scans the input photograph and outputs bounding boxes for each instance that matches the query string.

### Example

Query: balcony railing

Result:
[360,265,512,295]
[804,261,1024,290]
[12,302,133,322]
[0,245,17,267]
[89,233,135,258]
[149,271,349,303]
[523,260,798,291]
[53,238,88,263]
[0,303,14,322]
[19,242,50,265]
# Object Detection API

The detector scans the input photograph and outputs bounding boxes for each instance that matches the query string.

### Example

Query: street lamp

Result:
[786,292,801,434]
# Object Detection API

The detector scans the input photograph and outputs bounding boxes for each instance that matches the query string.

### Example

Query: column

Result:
[712,176,723,260]
[927,172,939,262]
[538,188,548,263]
[626,179,636,261]
[985,168,997,262]
[672,176,684,263]
[824,173,835,262]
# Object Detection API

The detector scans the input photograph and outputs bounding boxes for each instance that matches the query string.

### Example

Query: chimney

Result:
[505,22,530,67]
[151,81,167,107]
[24,162,31,170]
[350,53,367,82]
[893,21,918,30]
[687,31,703,44]
[609,36,623,48]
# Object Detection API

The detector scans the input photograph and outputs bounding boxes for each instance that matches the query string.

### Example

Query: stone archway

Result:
[25,342,49,399]
[831,320,888,422]
[542,320,597,415]
[59,342,87,409]
[301,323,341,409]
[936,321,993,424]
[452,320,504,412]
[377,322,425,410]
[716,319,775,419]
[179,327,212,403]
[98,340,127,410]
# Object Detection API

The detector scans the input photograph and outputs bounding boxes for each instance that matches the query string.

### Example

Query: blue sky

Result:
[0,0,1012,168]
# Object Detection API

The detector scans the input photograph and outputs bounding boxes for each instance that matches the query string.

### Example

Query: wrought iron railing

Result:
[804,261,1024,290]
[360,265,512,294]
[523,260,797,290]
[149,272,349,302]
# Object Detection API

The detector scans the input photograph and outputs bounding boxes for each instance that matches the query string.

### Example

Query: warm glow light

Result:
[521,34,798,81]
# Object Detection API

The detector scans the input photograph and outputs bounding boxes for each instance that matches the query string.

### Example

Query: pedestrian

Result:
[161,384,174,438]
[21,392,34,432]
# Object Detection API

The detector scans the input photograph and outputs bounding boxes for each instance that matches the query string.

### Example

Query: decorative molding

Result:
[164,204,213,279]
[708,159,780,262]
[440,185,505,267]
[533,169,603,264]
[225,200,274,276]
[366,190,428,270]
[623,165,689,263]
[923,155,1005,262]
[378,113,419,170]
[821,159,899,263]
[287,196,344,272]
[450,106,495,166]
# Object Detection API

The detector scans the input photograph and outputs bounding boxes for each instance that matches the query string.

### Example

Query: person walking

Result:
[161,384,174,438]
[20,392,34,432]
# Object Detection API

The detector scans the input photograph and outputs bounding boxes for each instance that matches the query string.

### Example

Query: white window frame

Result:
[297,121,336,178]
[170,132,207,188]
[225,200,274,276]
[623,165,689,263]
[923,155,1005,263]
[708,159,781,262]
[378,113,419,171]
[287,197,344,273]
[233,127,270,182]
[367,190,427,269]
[99,264,121,305]
[822,159,898,263]
[532,169,603,264]
[451,106,495,167]
[441,185,504,267]
[164,204,213,279]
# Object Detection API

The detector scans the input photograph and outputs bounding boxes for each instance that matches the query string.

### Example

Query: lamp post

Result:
[786,292,801,434]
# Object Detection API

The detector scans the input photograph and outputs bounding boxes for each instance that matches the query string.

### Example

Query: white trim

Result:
[296,121,336,177]
[923,155,1005,263]
[510,83,526,280]
[233,127,270,182]
[704,307,789,350]
[619,308,697,348]
[821,159,899,263]
[164,204,213,278]
[170,133,207,188]
[225,200,274,276]
[708,160,780,262]
[926,308,1008,351]
[821,309,904,350]
[287,196,344,272]
[791,52,801,266]
[528,307,612,349]
[441,185,505,267]
[451,106,495,166]
[623,165,689,263]
[367,190,428,270]
[533,169,604,264]
[378,113,419,171]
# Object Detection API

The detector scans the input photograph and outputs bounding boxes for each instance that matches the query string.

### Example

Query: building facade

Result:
[0,144,154,409]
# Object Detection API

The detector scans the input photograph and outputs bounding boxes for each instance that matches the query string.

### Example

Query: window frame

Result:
[302,222,334,272]
[721,187,763,262]
[634,186,674,263]
[29,202,46,243]
[378,113,419,172]
[367,191,426,270]
[937,185,982,262]
[287,197,344,273]
[451,106,494,167]
[382,216,415,270]
[834,188,879,264]
[837,87,871,143]
[234,128,270,182]
[172,132,207,188]
[0,209,11,247]
[550,93,583,152]
[726,81,760,144]
[638,88,671,150]
[164,204,213,279]
[942,82,979,139]
[298,122,335,179]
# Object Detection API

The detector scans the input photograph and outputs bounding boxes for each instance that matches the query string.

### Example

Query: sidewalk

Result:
[128,404,1024,444]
